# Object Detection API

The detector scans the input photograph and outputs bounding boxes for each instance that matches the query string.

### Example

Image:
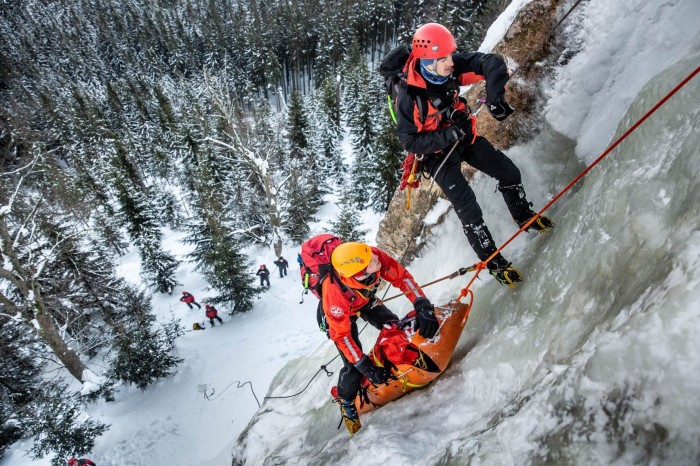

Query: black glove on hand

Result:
[449,110,472,141]
[355,355,390,385]
[413,297,439,339]
[487,98,515,121]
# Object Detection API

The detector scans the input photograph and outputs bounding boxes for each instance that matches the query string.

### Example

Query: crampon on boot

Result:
[488,257,523,288]
[517,212,554,233]
[331,386,361,435]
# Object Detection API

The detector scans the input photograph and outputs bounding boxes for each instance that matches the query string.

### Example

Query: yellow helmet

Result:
[331,242,372,277]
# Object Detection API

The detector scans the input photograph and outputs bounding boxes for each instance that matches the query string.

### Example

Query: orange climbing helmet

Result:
[412,23,457,59]
[331,242,373,277]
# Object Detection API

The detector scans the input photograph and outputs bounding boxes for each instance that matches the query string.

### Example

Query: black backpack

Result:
[379,45,430,125]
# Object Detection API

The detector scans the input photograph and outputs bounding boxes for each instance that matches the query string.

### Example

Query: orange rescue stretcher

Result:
[355,301,471,414]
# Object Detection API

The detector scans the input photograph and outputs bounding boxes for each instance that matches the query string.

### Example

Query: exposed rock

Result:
[376,0,563,264]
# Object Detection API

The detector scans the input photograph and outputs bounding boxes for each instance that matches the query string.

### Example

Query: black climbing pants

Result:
[421,136,523,226]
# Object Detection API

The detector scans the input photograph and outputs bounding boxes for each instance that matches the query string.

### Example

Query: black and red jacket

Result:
[396,52,510,155]
[180,292,195,304]
[205,305,218,318]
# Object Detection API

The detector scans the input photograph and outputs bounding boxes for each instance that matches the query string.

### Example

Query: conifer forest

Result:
[0,0,507,462]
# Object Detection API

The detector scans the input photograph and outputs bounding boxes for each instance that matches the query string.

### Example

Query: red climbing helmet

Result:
[412,23,457,59]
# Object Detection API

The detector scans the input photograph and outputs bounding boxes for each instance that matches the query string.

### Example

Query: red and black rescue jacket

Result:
[321,247,425,364]
[180,292,195,304]
[205,305,218,318]
[396,52,510,155]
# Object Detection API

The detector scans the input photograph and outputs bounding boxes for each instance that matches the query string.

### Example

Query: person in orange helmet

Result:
[324,241,438,435]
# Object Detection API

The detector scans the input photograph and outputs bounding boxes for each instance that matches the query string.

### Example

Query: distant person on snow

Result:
[180,291,201,309]
[323,242,438,435]
[297,252,303,268]
[394,23,553,286]
[274,256,289,278]
[204,304,224,327]
[67,458,96,466]
[256,264,270,287]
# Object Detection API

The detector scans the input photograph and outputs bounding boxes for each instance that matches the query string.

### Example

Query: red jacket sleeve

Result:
[373,247,426,304]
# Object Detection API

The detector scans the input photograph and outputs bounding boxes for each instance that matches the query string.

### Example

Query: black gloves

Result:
[413,297,439,339]
[448,109,472,143]
[487,98,515,121]
[355,355,390,385]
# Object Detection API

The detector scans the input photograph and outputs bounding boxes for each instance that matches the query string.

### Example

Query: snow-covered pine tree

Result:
[282,159,325,244]
[345,57,382,210]
[1,317,110,464]
[201,225,259,314]
[0,318,42,456]
[331,187,370,242]
[368,113,404,212]
[282,91,326,243]
[107,306,183,390]
[113,177,180,294]
[184,170,261,313]
[19,381,109,466]
[309,76,344,185]
[287,90,309,160]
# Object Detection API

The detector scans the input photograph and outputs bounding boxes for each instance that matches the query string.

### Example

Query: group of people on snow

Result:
[256,255,290,287]
[313,23,553,435]
[180,291,223,328]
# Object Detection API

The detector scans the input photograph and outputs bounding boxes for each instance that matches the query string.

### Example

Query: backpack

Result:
[379,45,429,125]
[299,234,356,299]
[299,234,357,333]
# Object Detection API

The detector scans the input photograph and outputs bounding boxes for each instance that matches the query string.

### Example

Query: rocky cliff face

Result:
[376,0,562,262]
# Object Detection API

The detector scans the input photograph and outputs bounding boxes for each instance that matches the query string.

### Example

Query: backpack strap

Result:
[328,269,358,302]
[409,89,449,125]
[415,94,428,124]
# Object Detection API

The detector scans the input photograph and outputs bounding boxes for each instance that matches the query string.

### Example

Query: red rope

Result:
[456,64,700,305]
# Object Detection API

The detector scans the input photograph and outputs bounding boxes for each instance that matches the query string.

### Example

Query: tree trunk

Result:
[0,215,86,383]
[263,172,283,256]
[33,284,86,382]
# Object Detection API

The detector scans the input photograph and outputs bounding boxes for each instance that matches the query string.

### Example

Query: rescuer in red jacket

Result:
[323,242,438,434]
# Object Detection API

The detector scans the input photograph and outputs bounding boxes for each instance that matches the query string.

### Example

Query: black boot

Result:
[464,220,523,286]
[498,183,554,232]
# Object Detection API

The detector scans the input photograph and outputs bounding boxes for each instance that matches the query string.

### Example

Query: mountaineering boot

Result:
[517,213,554,233]
[498,183,555,233]
[331,386,361,435]
[488,255,523,288]
[463,220,523,287]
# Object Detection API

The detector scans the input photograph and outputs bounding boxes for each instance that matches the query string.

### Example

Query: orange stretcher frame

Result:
[355,301,471,414]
